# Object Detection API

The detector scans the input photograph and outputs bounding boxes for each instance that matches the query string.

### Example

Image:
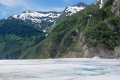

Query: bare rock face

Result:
[114,46,120,59]
[65,33,120,59]
[111,0,120,13]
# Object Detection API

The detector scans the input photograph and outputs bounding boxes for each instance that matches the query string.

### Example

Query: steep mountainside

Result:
[66,0,120,59]
[20,0,120,59]
[0,18,46,59]
[23,4,98,59]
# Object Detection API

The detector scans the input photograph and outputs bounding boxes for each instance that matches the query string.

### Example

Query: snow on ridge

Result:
[93,0,103,9]
[12,3,86,23]
[12,15,18,19]
[43,30,46,32]
[12,11,62,23]
[100,0,103,8]
[65,6,85,16]
[12,3,86,25]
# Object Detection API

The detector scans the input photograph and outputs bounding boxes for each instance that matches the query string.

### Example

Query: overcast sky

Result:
[0,0,95,19]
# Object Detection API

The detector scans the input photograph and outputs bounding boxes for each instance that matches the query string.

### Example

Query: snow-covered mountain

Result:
[55,2,87,25]
[7,2,87,31]
[65,2,87,16]
[11,11,62,30]
[12,11,61,24]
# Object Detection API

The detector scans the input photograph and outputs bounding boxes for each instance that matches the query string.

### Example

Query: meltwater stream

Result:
[0,58,120,80]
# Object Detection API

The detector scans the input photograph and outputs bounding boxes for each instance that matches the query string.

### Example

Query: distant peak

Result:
[65,2,87,16]
[37,11,62,14]
[22,10,31,13]
[73,2,87,7]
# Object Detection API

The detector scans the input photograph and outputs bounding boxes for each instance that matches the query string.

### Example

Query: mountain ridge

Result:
[5,2,87,31]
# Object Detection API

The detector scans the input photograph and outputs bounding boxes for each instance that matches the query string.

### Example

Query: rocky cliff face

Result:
[66,33,120,59]
[112,0,120,13]
[112,0,120,18]
[65,0,120,59]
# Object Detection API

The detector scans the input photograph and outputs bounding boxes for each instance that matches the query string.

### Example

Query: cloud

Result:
[0,9,7,16]
[0,0,65,11]
[64,0,71,2]
[0,0,34,10]
[0,0,65,19]
[46,7,64,12]
[64,0,69,2]
[0,0,37,11]
[0,0,23,7]
[33,7,65,12]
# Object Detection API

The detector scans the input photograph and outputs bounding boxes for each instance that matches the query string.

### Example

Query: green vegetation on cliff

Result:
[22,4,100,58]
[84,0,120,50]
[26,0,120,58]
[0,18,46,59]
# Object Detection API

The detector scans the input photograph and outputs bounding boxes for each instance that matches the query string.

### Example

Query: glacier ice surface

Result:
[0,58,120,80]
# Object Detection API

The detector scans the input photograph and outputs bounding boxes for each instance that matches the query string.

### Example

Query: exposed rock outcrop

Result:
[112,0,120,17]
[114,46,120,59]
[66,33,120,59]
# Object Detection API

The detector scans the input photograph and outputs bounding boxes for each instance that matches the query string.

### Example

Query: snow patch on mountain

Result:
[93,0,104,8]
[43,30,46,32]
[64,2,87,16]
[65,6,85,16]
[12,11,62,23]
[100,0,103,8]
